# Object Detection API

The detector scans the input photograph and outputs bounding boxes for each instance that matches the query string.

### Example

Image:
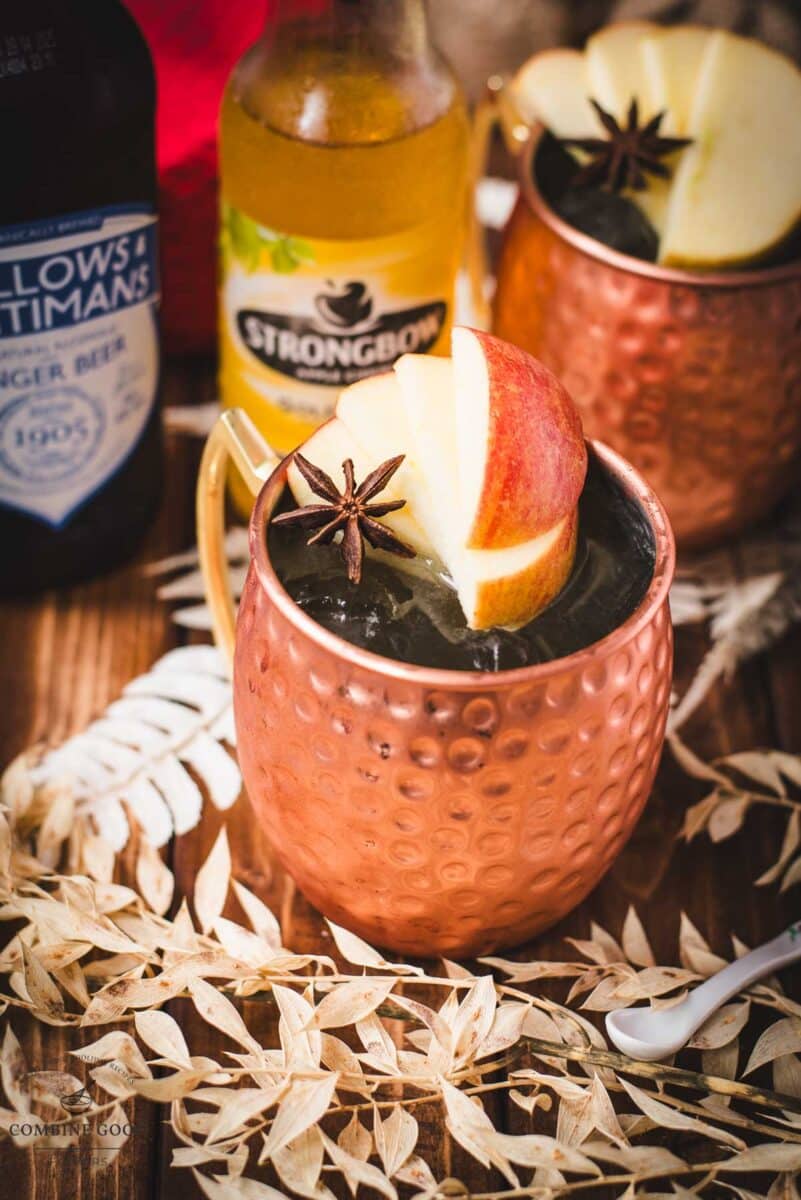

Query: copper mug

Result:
[485,125,801,550]
[197,409,675,957]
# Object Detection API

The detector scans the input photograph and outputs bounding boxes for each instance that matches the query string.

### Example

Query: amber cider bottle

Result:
[219,0,470,489]
[0,0,162,594]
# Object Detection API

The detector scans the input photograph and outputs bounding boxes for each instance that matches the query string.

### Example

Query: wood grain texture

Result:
[0,358,799,1199]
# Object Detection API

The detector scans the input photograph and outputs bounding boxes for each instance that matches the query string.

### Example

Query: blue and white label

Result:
[0,205,159,526]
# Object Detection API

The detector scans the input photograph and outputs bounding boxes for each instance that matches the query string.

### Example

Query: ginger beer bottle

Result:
[0,0,161,593]
[219,0,469,466]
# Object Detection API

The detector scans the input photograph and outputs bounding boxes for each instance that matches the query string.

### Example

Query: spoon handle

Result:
[682,919,801,1028]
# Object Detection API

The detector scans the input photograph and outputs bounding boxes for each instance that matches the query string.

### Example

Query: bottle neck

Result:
[262,0,430,67]
[240,0,457,144]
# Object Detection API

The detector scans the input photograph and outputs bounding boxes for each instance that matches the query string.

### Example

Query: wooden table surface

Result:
[1,356,799,1199]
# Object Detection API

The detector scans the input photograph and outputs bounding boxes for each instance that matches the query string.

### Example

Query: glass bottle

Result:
[219,0,470,477]
[0,0,162,594]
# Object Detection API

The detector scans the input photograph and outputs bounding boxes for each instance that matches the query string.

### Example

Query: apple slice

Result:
[510,48,600,138]
[286,409,435,563]
[641,26,714,135]
[660,31,801,266]
[452,327,586,549]
[391,355,457,566]
[453,511,579,632]
[287,332,587,632]
[585,21,657,117]
[336,371,446,571]
[395,331,587,629]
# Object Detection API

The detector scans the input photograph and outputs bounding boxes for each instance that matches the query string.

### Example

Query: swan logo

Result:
[314,281,373,329]
[236,279,446,388]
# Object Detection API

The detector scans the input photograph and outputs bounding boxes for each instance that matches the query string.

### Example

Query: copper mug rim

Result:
[247,434,676,692]
[519,124,801,290]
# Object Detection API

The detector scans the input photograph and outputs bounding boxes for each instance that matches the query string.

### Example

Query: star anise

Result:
[559,98,693,192]
[271,453,416,585]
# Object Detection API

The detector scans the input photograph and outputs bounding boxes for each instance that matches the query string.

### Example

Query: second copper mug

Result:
[492,127,801,550]
[198,409,675,958]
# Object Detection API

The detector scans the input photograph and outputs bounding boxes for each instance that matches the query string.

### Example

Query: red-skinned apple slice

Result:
[452,327,586,550]
[286,331,587,631]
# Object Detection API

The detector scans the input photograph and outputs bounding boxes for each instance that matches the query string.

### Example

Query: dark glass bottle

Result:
[0,0,162,594]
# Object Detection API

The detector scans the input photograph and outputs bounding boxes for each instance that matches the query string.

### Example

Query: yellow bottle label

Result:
[219,203,457,453]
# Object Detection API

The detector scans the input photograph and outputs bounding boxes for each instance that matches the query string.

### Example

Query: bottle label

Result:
[219,204,454,424]
[0,205,159,527]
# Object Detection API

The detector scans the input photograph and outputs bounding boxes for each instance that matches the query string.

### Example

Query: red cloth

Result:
[124,1,266,353]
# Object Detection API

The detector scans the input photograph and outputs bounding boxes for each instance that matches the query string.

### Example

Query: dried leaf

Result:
[724,751,786,796]
[231,880,282,950]
[310,978,396,1030]
[192,1169,287,1200]
[72,1030,150,1079]
[20,942,65,1020]
[478,1002,530,1059]
[206,1084,285,1143]
[678,913,728,976]
[770,751,801,789]
[621,907,655,968]
[260,1074,338,1160]
[450,976,497,1066]
[1,1026,29,1114]
[745,1018,801,1075]
[188,978,261,1054]
[135,1010,192,1068]
[273,1128,329,1200]
[132,1067,213,1102]
[781,856,801,893]
[338,1112,372,1162]
[708,796,749,843]
[272,984,321,1069]
[326,921,422,976]
[213,917,275,967]
[768,1175,801,1200]
[720,1144,801,1172]
[194,827,231,934]
[374,1105,418,1177]
[90,1100,131,1172]
[618,1078,744,1149]
[395,1154,437,1191]
[136,839,174,916]
[757,811,801,886]
[320,1129,398,1200]
[689,1001,750,1050]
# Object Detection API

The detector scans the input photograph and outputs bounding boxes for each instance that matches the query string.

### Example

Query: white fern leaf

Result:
[163,400,221,438]
[125,777,174,848]
[145,530,249,632]
[30,646,239,851]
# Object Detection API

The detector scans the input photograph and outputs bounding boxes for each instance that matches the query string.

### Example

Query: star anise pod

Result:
[559,98,692,192]
[271,452,416,585]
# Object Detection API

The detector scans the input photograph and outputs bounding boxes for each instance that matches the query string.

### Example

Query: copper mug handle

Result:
[196,409,279,666]
[467,76,532,329]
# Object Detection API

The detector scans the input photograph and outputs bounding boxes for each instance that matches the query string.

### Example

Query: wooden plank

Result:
[0,363,206,1200]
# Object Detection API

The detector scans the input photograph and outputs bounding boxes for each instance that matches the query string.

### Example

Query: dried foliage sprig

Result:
[2,761,801,1197]
[671,732,801,892]
[670,494,801,731]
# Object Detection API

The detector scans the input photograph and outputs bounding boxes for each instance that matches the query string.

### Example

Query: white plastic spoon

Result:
[606,920,801,1062]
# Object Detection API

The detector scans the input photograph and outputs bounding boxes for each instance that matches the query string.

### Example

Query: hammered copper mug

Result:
[197,408,675,957]
[490,126,801,550]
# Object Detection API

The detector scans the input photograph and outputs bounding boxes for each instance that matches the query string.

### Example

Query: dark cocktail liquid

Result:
[268,447,656,672]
